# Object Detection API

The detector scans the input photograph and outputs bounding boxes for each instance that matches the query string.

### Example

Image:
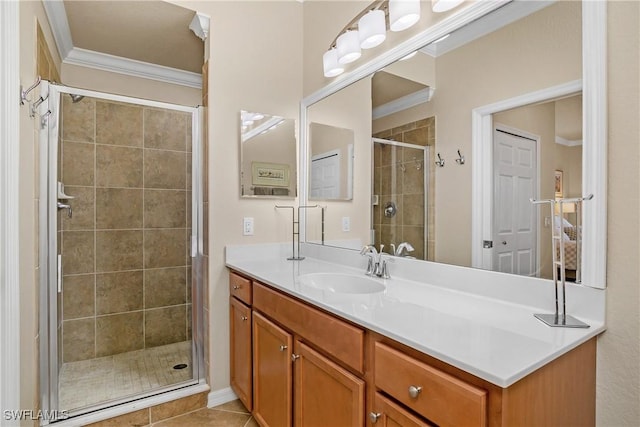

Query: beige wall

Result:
[597,1,640,425]
[307,78,372,247]
[173,0,304,391]
[62,63,202,106]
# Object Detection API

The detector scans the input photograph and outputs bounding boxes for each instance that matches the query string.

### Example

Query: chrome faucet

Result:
[360,244,390,279]
[395,242,415,257]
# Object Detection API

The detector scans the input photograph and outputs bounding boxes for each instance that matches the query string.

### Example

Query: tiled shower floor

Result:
[59,340,192,411]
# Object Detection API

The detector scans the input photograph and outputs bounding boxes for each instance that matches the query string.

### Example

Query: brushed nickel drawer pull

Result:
[241,316,248,321]
[279,345,288,351]
[408,385,423,398]
[233,285,241,290]
[291,354,300,361]
[369,412,381,423]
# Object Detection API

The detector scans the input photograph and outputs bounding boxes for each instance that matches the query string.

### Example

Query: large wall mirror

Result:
[240,110,297,198]
[300,1,607,289]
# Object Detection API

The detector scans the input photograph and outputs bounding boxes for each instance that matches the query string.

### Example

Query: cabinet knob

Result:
[232,285,241,290]
[241,316,248,321]
[279,345,288,352]
[291,354,300,362]
[369,412,382,423]
[408,385,423,398]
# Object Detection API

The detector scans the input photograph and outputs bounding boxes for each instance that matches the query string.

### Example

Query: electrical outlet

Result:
[342,216,350,232]
[243,217,254,236]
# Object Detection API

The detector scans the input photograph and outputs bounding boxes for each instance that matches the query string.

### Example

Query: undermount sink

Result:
[298,273,385,294]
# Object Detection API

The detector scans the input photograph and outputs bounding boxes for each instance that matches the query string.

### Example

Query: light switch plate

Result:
[243,217,254,236]
[342,216,350,232]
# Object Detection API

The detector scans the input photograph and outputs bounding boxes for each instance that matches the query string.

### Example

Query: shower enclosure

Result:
[38,82,205,421]
[372,137,431,260]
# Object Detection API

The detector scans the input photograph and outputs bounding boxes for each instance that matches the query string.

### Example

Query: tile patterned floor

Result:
[60,341,192,411]
[153,400,258,427]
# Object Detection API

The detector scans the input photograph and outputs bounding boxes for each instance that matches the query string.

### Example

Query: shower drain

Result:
[173,363,188,370]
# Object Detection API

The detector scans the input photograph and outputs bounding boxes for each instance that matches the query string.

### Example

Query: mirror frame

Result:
[300,1,607,289]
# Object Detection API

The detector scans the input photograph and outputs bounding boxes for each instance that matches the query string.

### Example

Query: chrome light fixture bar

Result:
[323,0,464,78]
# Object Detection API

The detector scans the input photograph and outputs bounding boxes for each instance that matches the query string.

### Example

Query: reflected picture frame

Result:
[252,162,290,187]
[555,170,564,198]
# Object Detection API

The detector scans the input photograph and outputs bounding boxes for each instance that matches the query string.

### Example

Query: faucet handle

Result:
[379,257,390,279]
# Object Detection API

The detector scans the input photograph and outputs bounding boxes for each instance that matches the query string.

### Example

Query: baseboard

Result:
[207,387,238,408]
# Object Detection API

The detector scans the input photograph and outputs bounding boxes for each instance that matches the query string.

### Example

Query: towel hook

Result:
[20,76,41,105]
[435,153,445,167]
[455,149,465,165]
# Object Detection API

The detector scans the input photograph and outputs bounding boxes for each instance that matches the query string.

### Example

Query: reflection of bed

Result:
[555,221,579,272]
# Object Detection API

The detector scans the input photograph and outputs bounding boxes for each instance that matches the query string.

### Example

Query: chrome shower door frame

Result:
[39,84,206,423]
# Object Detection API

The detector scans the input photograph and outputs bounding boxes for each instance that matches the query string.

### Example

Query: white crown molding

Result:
[42,0,73,59]
[65,48,202,89]
[189,12,210,41]
[43,0,202,89]
[555,136,583,147]
[372,87,435,120]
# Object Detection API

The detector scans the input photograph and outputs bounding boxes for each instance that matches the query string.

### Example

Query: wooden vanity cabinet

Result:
[253,311,293,427]
[294,341,365,427]
[228,270,596,427]
[229,272,253,411]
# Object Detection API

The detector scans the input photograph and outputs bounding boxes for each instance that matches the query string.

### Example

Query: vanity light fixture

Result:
[323,0,429,78]
[432,0,465,14]
[323,49,344,78]
[359,9,387,49]
[389,0,421,32]
[337,30,362,64]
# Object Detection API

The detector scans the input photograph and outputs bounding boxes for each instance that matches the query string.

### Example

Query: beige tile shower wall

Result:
[373,117,436,261]
[60,96,193,362]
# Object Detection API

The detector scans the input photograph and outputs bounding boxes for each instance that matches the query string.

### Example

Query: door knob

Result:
[502,241,507,245]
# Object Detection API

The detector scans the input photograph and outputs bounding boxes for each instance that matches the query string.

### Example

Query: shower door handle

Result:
[57,201,72,218]
[57,254,62,293]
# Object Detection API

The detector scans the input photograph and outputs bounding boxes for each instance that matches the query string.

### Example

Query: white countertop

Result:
[226,243,605,388]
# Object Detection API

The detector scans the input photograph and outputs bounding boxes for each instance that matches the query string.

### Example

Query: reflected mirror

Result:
[309,122,354,200]
[302,1,606,288]
[240,110,296,198]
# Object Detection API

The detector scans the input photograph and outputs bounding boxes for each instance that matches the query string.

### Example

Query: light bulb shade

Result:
[389,0,421,32]
[358,10,386,49]
[323,49,344,77]
[432,0,465,13]
[336,30,362,64]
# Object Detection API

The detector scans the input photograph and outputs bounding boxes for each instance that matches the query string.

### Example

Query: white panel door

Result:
[493,129,537,276]
[310,151,340,199]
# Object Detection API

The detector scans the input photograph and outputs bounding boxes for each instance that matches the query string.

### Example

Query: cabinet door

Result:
[371,392,433,427]
[230,297,252,411]
[253,312,293,427]
[294,341,365,427]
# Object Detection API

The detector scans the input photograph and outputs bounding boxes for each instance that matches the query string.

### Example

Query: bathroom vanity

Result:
[227,244,604,427]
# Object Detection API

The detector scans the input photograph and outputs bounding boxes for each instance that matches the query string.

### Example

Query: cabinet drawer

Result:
[375,342,487,427]
[253,282,364,373]
[229,271,252,305]
[373,392,433,427]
